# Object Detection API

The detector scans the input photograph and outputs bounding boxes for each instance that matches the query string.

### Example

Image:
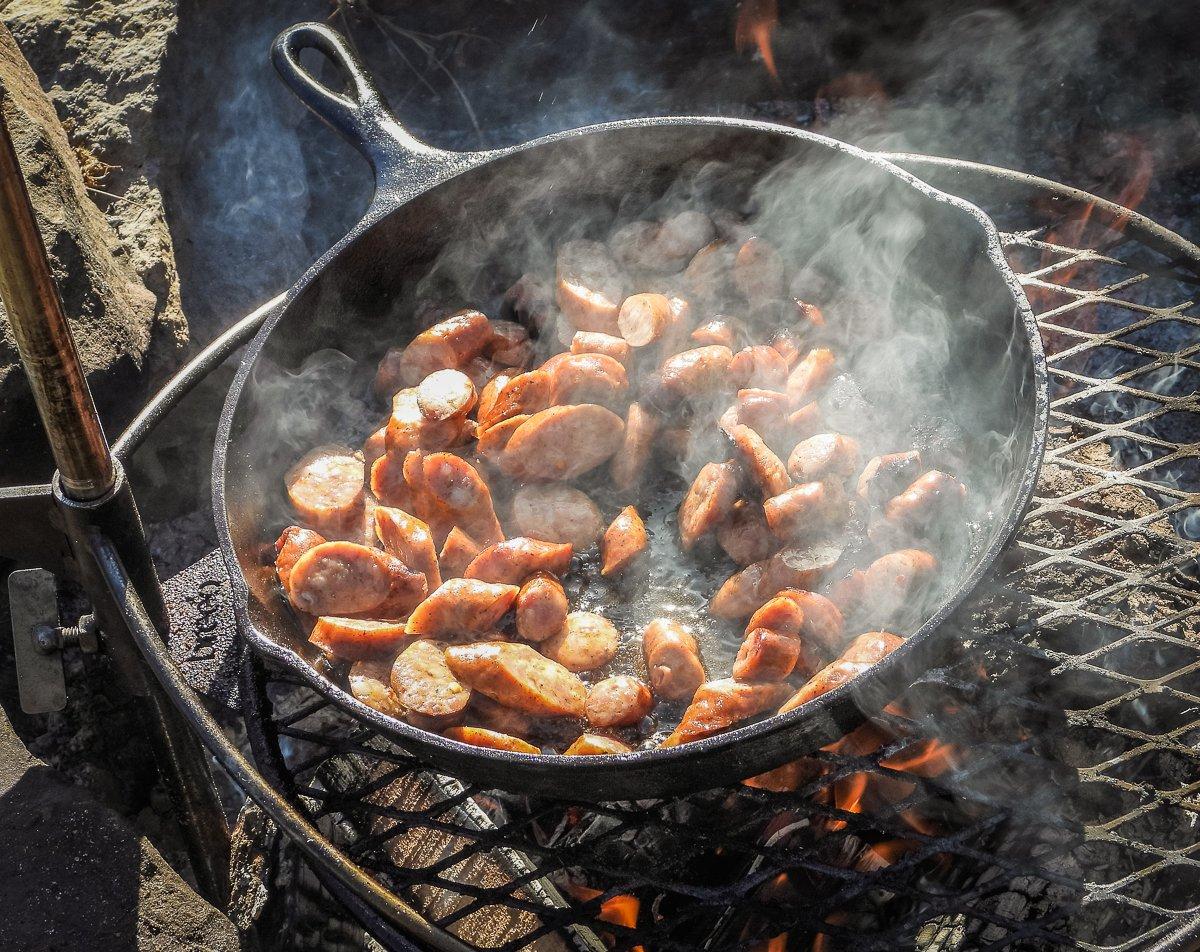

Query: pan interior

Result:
[220,123,1037,746]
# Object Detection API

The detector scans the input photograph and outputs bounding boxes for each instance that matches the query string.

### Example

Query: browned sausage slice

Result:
[540,611,620,672]
[374,506,441,591]
[825,569,867,617]
[659,345,734,399]
[763,481,845,540]
[286,445,365,531]
[733,629,802,681]
[728,345,788,391]
[421,452,504,548]
[385,388,467,454]
[710,542,843,619]
[778,631,904,713]
[728,424,791,499]
[774,589,845,656]
[501,404,625,481]
[735,389,792,444]
[642,619,706,701]
[444,725,540,754]
[883,470,967,531]
[548,352,629,407]
[655,211,717,270]
[661,679,791,746]
[486,319,533,369]
[464,537,574,585]
[363,427,388,469]
[515,572,568,642]
[570,331,632,367]
[683,240,733,301]
[444,642,587,717]
[476,373,512,426]
[405,578,520,638]
[716,500,778,566]
[390,640,471,722]
[617,293,672,346]
[348,658,407,717]
[369,451,413,510]
[372,553,432,619]
[601,506,647,577]
[608,219,661,271]
[733,237,785,302]
[289,542,392,616]
[478,370,552,428]
[476,414,529,464]
[787,434,861,483]
[585,676,653,728]
[861,549,938,621]
[556,239,626,335]
[438,527,482,579]
[678,461,739,550]
[690,317,743,349]
[510,484,604,549]
[275,526,327,594]
[416,369,477,422]
[787,401,824,440]
[610,402,659,495]
[564,734,633,756]
[786,347,837,403]
[856,450,922,504]
[396,309,493,388]
[310,616,411,662]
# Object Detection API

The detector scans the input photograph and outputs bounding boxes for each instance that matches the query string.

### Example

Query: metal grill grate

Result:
[244,168,1200,952]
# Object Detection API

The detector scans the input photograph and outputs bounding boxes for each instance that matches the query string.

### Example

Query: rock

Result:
[0,15,186,482]
[0,704,240,951]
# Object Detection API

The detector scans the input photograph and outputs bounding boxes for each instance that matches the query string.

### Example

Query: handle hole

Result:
[296,46,359,103]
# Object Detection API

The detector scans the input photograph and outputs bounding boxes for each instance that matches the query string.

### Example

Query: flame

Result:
[880,738,959,778]
[812,913,849,952]
[735,0,782,90]
[566,886,644,951]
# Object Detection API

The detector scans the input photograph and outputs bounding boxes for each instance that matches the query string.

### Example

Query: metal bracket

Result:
[9,568,66,714]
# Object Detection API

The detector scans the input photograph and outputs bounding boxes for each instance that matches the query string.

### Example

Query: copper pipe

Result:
[0,100,114,500]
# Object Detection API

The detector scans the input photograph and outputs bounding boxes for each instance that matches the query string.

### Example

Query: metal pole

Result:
[0,102,114,501]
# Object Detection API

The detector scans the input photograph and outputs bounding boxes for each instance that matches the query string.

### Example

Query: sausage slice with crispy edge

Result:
[464,537,574,585]
[288,541,392,616]
[601,506,647,577]
[642,618,706,702]
[348,658,407,718]
[421,452,504,548]
[610,402,659,495]
[275,526,327,594]
[515,572,569,642]
[285,445,365,531]
[540,611,620,673]
[374,506,441,591]
[585,676,653,729]
[405,578,520,639]
[510,484,605,550]
[564,734,633,756]
[390,640,471,723]
[728,424,791,499]
[678,461,740,550]
[778,632,904,714]
[787,433,862,483]
[785,347,837,403]
[501,404,625,481]
[444,642,587,717]
[662,679,792,747]
[309,616,411,662]
[444,725,540,754]
[438,526,482,579]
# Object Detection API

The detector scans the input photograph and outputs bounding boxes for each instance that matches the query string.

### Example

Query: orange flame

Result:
[812,912,849,952]
[566,886,644,951]
[880,738,959,778]
[735,0,782,91]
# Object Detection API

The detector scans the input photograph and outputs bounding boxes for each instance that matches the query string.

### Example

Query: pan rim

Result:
[212,115,1048,788]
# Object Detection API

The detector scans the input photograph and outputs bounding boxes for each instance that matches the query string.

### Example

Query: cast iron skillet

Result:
[213,22,1048,800]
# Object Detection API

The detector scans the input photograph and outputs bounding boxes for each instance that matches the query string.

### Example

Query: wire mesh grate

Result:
[248,183,1200,952]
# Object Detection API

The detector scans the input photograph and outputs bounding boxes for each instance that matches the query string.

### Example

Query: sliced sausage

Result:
[861,549,938,621]
[285,445,365,531]
[385,388,467,454]
[661,679,791,746]
[444,725,540,755]
[728,345,788,390]
[515,572,569,642]
[787,434,862,483]
[369,451,413,510]
[556,239,626,335]
[778,631,904,714]
[617,293,672,347]
[416,369,477,422]
[476,414,529,464]
[733,237,786,302]
[275,526,327,594]
[786,347,837,403]
[601,506,647,577]
[405,578,520,639]
[476,369,552,428]
[444,642,587,717]
[438,526,482,579]
[372,552,432,619]
[826,569,867,617]
[394,309,493,388]
[421,452,504,547]
[374,506,441,591]
[735,389,792,443]
[476,373,512,426]
[540,611,620,673]
[348,658,407,718]
[655,211,717,270]
[856,450,922,504]
[690,317,742,349]
[716,500,778,566]
[501,404,625,481]
[564,734,633,756]
[571,331,632,367]
[770,327,803,368]
[486,319,533,369]
[787,401,824,441]
[289,542,392,616]
[746,595,807,639]
[310,616,410,662]
[548,352,629,407]
[710,541,843,619]
[883,470,968,532]
[468,694,536,738]
[763,481,846,540]
[363,427,388,469]
[733,629,802,682]
[390,640,471,722]
[642,619,706,702]
[678,461,740,550]
[464,537,574,585]
[659,345,734,399]
[728,424,791,499]
[585,676,653,728]
[510,484,605,549]
[774,589,845,656]
[610,402,659,495]
[608,219,662,271]
[683,240,733,301]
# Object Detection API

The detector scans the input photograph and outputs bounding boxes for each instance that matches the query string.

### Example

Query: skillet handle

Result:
[271,22,450,189]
